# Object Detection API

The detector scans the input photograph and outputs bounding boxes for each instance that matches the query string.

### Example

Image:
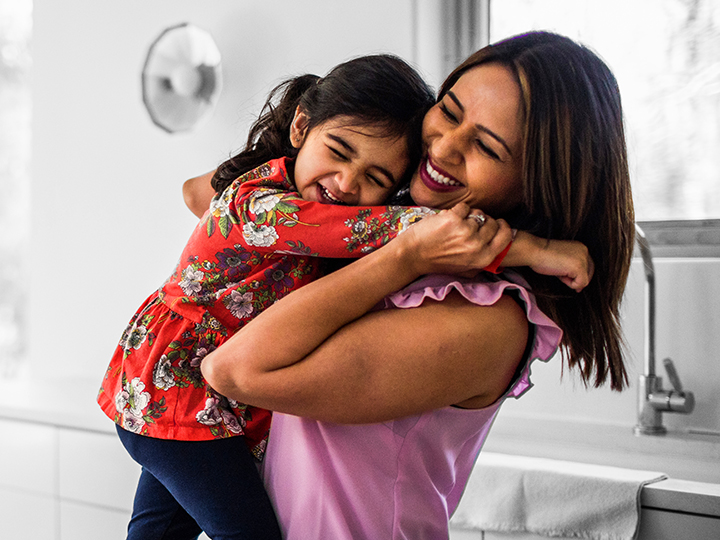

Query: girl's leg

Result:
[128,468,203,540]
[117,426,282,540]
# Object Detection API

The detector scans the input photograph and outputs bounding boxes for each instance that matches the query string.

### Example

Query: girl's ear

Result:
[290,106,310,148]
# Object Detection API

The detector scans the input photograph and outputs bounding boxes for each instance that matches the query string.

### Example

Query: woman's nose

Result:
[432,126,464,163]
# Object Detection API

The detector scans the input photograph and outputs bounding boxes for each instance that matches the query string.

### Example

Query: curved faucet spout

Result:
[633,225,694,436]
[634,224,656,378]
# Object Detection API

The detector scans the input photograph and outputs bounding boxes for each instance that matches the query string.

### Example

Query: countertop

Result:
[642,478,720,518]
[1,374,719,517]
[0,373,115,434]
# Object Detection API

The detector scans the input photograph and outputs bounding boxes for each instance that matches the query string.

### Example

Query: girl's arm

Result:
[185,166,594,290]
[502,231,594,291]
[201,205,530,423]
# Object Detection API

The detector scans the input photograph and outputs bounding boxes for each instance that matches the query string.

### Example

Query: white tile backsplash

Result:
[0,487,57,540]
[57,428,140,511]
[0,418,56,495]
[59,500,131,540]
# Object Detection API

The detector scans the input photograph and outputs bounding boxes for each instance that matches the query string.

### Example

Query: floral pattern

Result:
[114,374,164,434]
[225,290,255,319]
[98,157,434,457]
[243,222,279,247]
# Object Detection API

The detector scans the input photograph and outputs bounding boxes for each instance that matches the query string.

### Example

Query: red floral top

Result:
[97,158,436,458]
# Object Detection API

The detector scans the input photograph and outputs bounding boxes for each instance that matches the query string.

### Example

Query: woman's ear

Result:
[290,106,310,148]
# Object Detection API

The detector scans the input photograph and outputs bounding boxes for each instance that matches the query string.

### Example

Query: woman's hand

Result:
[397,203,513,277]
[183,170,217,218]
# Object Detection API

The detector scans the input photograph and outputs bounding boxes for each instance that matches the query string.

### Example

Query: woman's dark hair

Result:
[212,54,435,194]
[441,32,635,391]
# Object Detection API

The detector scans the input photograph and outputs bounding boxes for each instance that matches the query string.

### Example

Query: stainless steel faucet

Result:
[633,224,695,435]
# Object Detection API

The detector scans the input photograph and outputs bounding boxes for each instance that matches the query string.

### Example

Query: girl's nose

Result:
[335,170,360,195]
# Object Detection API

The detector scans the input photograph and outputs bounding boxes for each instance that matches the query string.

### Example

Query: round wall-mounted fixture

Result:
[142,23,223,133]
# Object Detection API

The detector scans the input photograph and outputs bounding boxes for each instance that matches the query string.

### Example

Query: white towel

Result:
[450,452,667,540]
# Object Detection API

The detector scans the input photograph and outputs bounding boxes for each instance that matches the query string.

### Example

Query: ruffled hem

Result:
[381,271,562,399]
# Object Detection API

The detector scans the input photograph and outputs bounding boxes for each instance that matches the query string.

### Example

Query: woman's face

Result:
[410,63,525,215]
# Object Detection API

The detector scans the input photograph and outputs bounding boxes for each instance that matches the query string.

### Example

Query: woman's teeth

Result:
[426,161,461,186]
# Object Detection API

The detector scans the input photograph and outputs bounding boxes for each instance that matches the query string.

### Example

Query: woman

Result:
[199,31,634,539]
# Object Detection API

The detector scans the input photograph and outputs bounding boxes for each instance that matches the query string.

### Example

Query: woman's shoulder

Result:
[384,272,556,330]
[382,271,563,400]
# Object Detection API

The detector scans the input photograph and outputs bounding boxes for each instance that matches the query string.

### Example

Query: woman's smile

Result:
[419,158,463,191]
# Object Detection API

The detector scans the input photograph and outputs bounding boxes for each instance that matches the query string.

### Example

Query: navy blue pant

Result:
[117,426,282,540]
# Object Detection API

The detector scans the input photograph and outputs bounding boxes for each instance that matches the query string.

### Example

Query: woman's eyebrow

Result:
[446,91,514,157]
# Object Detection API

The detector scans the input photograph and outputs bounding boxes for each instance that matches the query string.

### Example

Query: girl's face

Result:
[290,111,409,206]
[410,63,525,215]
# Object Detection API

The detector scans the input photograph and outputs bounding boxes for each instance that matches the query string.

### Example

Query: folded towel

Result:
[450,452,667,540]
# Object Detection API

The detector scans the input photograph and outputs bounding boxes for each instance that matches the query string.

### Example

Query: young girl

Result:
[99,54,438,540]
[99,54,591,539]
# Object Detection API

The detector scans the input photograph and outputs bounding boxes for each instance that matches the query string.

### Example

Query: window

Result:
[486,0,720,254]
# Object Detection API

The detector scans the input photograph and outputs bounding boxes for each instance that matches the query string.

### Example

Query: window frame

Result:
[637,220,720,258]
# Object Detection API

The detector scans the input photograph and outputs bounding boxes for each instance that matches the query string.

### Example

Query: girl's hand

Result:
[514,231,594,291]
[397,203,513,277]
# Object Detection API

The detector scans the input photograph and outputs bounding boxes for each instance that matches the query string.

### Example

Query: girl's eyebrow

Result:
[372,166,397,186]
[327,133,397,185]
[446,91,514,157]
[327,133,356,155]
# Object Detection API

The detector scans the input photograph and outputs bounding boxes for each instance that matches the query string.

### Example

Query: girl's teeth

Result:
[426,161,460,186]
[320,185,343,203]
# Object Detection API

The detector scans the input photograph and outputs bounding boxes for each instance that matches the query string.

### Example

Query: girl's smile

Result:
[316,183,345,204]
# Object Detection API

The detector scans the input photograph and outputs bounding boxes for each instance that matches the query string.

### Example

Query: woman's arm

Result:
[201,205,529,423]
[183,170,217,218]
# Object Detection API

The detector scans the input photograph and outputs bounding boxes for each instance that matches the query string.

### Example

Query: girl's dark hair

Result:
[212,54,435,194]
[441,32,635,391]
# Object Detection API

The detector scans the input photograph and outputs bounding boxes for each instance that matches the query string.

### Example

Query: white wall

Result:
[29,0,422,382]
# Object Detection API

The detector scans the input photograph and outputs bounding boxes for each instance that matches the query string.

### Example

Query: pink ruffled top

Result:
[261,272,562,540]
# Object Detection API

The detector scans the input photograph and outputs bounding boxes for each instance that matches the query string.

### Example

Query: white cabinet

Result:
[450,506,720,540]
[0,418,140,540]
[449,481,720,540]
[0,419,58,540]
[637,508,720,540]
[0,419,56,495]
